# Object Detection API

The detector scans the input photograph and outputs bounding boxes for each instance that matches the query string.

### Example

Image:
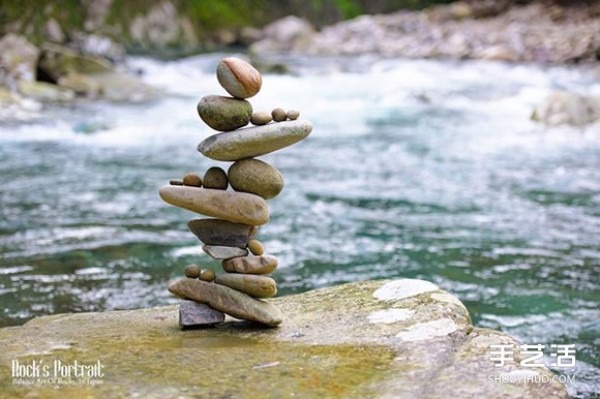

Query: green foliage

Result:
[334,0,363,19]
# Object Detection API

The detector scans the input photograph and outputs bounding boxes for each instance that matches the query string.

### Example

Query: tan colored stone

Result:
[197,120,313,161]
[228,158,284,200]
[271,107,287,122]
[158,185,269,225]
[215,273,277,298]
[247,239,264,256]
[168,278,283,327]
[222,255,277,274]
[216,57,262,99]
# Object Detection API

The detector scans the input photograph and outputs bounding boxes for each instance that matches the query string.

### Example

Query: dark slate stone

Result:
[188,218,252,248]
[178,300,225,329]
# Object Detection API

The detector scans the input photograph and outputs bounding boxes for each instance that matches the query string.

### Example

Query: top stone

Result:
[216,57,262,99]
[198,120,313,161]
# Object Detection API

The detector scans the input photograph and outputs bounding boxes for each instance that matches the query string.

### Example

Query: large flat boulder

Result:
[0,279,567,398]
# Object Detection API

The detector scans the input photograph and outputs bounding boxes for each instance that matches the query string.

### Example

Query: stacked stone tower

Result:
[162,57,312,327]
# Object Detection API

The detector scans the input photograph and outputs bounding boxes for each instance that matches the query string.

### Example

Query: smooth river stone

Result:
[216,57,262,99]
[228,158,284,200]
[188,218,252,248]
[215,273,277,298]
[197,95,252,132]
[197,120,313,161]
[169,278,283,327]
[203,245,248,260]
[222,255,277,275]
[179,300,225,328]
[159,185,270,226]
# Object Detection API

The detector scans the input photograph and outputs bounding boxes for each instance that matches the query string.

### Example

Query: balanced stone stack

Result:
[161,57,312,328]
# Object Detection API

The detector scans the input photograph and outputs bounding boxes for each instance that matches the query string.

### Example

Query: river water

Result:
[0,54,599,397]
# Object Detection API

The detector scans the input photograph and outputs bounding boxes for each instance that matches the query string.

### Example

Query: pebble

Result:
[198,120,313,161]
[228,158,284,200]
[250,111,272,126]
[215,273,277,298]
[184,264,201,278]
[170,179,184,186]
[169,278,283,327]
[202,244,248,260]
[216,57,262,99]
[197,95,252,132]
[286,110,300,120]
[203,167,228,190]
[182,173,202,187]
[188,218,252,248]
[159,185,270,225]
[199,269,215,282]
[271,107,287,122]
[222,255,278,275]
[247,239,264,256]
[179,300,224,328]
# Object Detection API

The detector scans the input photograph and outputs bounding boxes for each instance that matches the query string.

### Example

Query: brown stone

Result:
[215,273,277,298]
[247,239,264,256]
[183,173,202,187]
[222,255,278,275]
[203,167,228,190]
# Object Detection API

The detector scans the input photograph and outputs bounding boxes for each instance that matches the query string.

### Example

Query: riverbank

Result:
[250,2,600,64]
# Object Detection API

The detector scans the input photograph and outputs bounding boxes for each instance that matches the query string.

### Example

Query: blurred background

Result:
[1,1,599,397]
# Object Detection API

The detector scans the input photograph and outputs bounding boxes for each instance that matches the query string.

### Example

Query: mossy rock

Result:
[0,279,567,398]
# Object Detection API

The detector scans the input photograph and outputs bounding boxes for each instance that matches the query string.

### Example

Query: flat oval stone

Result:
[169,278,283,327]
[197,95,252,132]
[216,57,262,99]
[188,218,252,248]
[215,273,277,298]
[228,158,284,200]
[159,185,270,225]
[202,245,248,260]
[222,255,278,274]
[198,120,313,161]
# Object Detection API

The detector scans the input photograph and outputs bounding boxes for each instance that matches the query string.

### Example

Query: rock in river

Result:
[222,254,278,274]
[169,278,283,327]
[188,218,252,248]
[197,95,252,132]
[202,245,248,260]
[215,273,277,298]
[179,300,224,328]
[198,120,313,161]
[228,158,284,200]
[158,185,270,226]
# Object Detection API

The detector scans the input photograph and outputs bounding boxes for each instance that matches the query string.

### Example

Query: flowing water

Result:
[0,54,599,397]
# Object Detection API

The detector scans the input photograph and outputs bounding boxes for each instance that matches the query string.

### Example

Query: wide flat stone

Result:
[0,279,567,399]
[159,185,269,226]
[222,254,278,274]
[215,273,277,298]
[179,300,225,328]
[188,218,252,248]
[197,120,313,161]
[203,245,248,260]
[169,278,282,327]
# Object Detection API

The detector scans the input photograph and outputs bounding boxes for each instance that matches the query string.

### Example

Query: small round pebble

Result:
[169,179,184,186]
[286,109,300,120]
[183,173,202,187]
[271,108,287,122]
[203,167,228,190]
[199,269,215,282]
[250,111,272,126]
[247,239,264,256]
[184,264,201,278]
